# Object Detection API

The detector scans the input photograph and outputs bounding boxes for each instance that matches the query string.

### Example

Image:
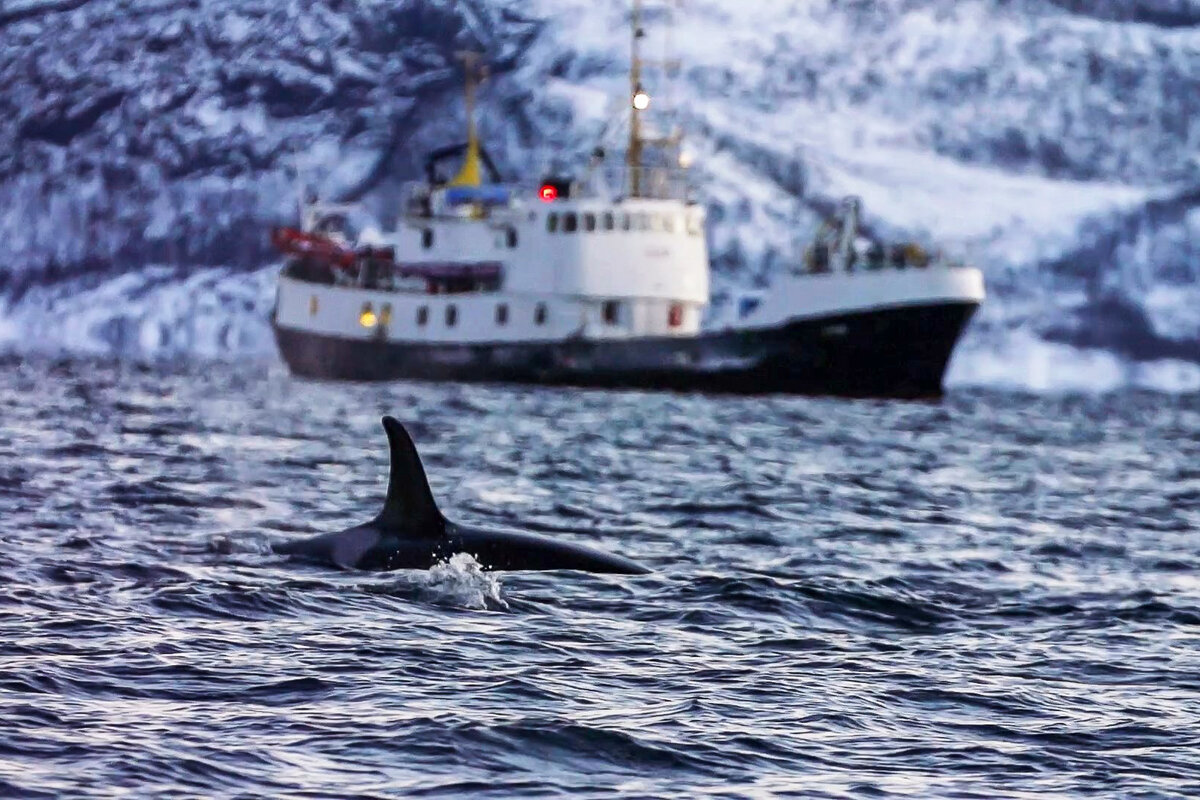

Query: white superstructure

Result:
[274,188,710,346]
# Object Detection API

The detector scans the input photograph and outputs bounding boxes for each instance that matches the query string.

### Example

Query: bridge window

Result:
[446,304,458,327]
[584,213,596,232]
[496,303,508,325]
[547,213,558,233]
[563,213,578,233]
[603,212,615,231]
[534,302,547,325]
[602,300,621,325]
[417,306,429,326]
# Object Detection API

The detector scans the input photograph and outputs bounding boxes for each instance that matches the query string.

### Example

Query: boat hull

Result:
[272,300,979,398]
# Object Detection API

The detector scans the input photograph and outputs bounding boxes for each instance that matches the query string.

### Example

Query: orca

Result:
[273,417,650,574]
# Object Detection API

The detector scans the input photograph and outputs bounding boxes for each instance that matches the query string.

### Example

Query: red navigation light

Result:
[539,184,558,203]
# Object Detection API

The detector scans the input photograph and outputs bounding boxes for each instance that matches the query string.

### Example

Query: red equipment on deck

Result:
[270,227,396,270]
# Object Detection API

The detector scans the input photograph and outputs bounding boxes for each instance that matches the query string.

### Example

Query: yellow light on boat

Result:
[632,89,650,111]
[359,304,378,328]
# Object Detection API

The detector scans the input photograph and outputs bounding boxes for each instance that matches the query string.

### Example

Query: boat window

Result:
[547,213,558,233]
[421,228,434,249]
[563,213,578,233]
[603,212,615,231]
[649,214,663,232]
[506,227,518,248]
[446,304,458,327]
[380,303,393,326]
[635,213,650,231]
[602,300,620,325]
[496,303,508,325]
[584,213,596,232]
[534,302,547,325]
[621,213,632,231]
[308,296,318,316]
[663,214,675,234]
[686,215,702,236]
[417,306,429,326]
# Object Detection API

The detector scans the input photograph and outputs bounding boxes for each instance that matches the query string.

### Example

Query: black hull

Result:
[272,302,978,398]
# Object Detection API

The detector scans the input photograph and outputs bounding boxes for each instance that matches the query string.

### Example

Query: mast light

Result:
[632,88,651,111]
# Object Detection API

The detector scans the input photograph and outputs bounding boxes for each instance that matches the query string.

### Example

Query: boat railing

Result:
[590,165,691,202]
[399,169,694,220]
[796,241,957,277]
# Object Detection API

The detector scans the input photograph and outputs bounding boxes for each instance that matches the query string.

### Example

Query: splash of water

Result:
[415,553,509,611]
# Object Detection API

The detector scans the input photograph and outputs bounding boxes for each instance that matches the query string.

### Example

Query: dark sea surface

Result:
[2,356,1199,798]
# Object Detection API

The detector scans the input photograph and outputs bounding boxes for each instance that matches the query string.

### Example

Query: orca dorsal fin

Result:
[376,417,443,531]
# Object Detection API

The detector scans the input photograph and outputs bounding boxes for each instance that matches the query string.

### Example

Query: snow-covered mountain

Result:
[2,0,1197,390]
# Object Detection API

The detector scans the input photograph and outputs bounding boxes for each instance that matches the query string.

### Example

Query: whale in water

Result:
[273,417,650,574]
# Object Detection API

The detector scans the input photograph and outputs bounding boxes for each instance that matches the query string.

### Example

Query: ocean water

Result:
[2,355,1198,798]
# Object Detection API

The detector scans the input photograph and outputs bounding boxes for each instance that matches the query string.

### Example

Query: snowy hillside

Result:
[1,0,1197,390]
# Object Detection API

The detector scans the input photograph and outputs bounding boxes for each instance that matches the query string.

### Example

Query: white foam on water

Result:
[420,553,509,611]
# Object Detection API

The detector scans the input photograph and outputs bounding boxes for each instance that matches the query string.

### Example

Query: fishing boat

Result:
[269,6,984,398]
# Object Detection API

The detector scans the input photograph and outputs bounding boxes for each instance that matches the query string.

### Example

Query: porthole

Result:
[602,300,620,325]
[417,306,429,326]
[421,228,434,249]
[584,213,596,232]
[446,304,458,327]
[496,303,509,325]
[563,213,578,233]
[534,302,548,325]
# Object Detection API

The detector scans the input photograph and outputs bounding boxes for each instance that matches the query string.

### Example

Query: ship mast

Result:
[450,51,487,188]
[627,0,646,198]
[625,0,682,199]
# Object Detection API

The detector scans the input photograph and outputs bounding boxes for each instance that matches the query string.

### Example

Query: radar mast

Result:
[625,0,682,199]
